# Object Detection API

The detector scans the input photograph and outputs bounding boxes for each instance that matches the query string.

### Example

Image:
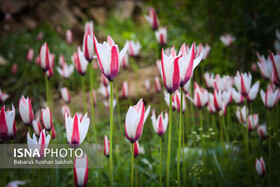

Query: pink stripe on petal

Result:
[110,46,119,80]
[158,114,164,136]
[71,114,80,146]
[93,37,104,73]
[134,104,145,142]
[28,99,33,123]
[0,106,8,140]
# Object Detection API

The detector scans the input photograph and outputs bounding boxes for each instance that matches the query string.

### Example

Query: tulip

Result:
[101,74,109,87]
[41,107,53,131]
[59,55,66,67]
[247,81,260,102]
[219,101,227,116]
[220,34,236,46]
[260,87,279,109]
[94,35,128,81]
[134,141,140,158]
[57,63,74,78]
[270,52,280,86]
[232,89,244,105]
[222,88,233,106]
[255,157,265,177]
[154,77,162,93]
[144,79,151,91]
[164,91,175,111]
[61,105,71,117]
[0,105,16,141]
[182,80,191,94]
[39,42,51,71]
[128,40,141,57]
[247,114,259,131]
[256,52,273,80]
[144,7,159,31]
[66,29,73,44]
[11,63,18,74]
[234,71,252,97]
[202,44,211,60]
[74,47,88,76]
[32,118,42,137]
[65,113,90,148]
[207,93,216,114]
[19,96,34,125]
[26,48,34,62]
[187,83,208,109]
[213,75,233,92]
[37,32,43,40]
[122,81,129,98]
[60,87,71,103]
[125,98,150,143]
[103,99,117,110]
[82,30,94,62]
[92,89,97,107]
[0,89,9,104]
[51,125,56,139]
[151,110,168,136]
[156,60,161,74]
[5,180,27,187]
[173,90,186,112]
[155,27,167,46]
[236,106,247,124]
[74,155,88,187]
[251,62,258,72]
[257,124,267,139]
[204,72,214,89]
[98,84,110,99]
[160,47,182,93]
[27,129,51,158]
[121,53,129,68]
[46,67,53,79]
[104,135,110,157]
[213,90,223,111]
[178,43,203,87]
[84,21,94,36]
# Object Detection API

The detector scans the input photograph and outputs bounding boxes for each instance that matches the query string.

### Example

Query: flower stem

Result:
[177,88,183,187]
[131,143,134,187]
[199,109,204,159]
[89,67,96,144]
[166,93,173,187]
[183,103,188,187]
[81,76,87,114]
[222,116,229,142]
[109,81,114,187]
[45,73,49,106]
[219,116,223,143]
[160,137,163,187]
[244,99,249,153]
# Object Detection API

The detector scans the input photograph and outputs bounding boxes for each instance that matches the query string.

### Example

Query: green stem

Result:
[160,137,163,187]
[227,106,231,139]
[183,105,187,187]
[244,99,249,153]
[219,116,223,143]
[166,93,173,187]
[131,143,134,187]
[89,67,97,144]
[199,109,204,160]
[45,73,49,106]
[222,116,229,142]
[177,89,183,187]
[81,76,87,114]
[109,81,114,187]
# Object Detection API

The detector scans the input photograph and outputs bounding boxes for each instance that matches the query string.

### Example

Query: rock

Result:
[89,7,106,25]
[21,16,37,30]
[113,1,135,20]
